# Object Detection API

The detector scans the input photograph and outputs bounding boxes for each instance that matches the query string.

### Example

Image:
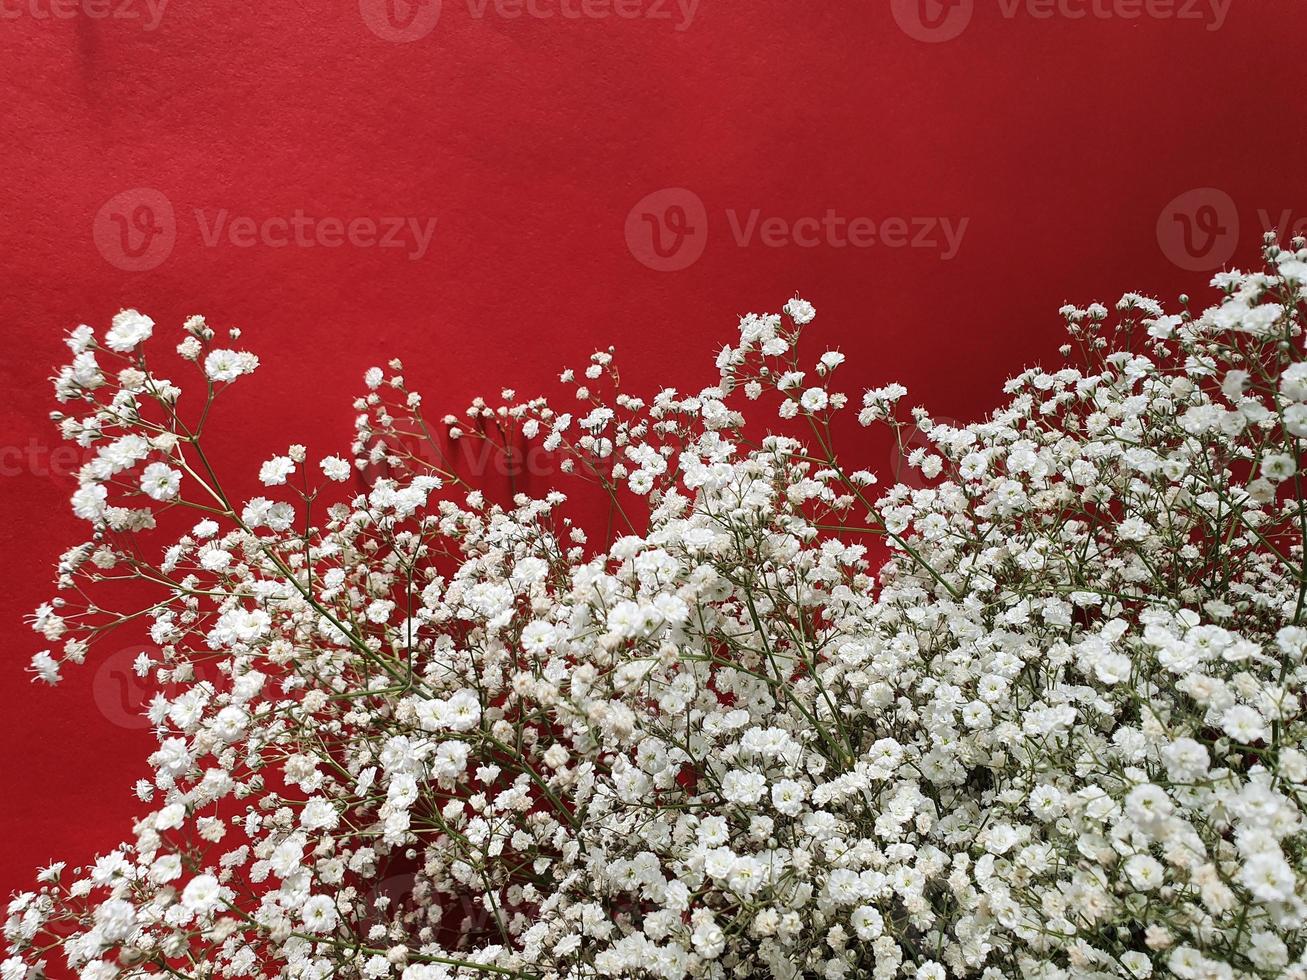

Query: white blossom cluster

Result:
[10,239,1307,979]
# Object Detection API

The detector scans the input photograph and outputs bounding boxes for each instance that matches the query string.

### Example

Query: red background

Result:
[2,0,1305,920]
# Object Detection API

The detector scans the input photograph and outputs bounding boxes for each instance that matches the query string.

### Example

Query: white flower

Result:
[300,797,340,831]
[1161,738,1209,781]
[1124,784,1173,827]
[71,483,107,520]
[1280,362,1307,401]
[851,905,884,940]
[140,462,182,501]
[785,297,816,324]
[1278,258,1307,284]
[1118,516,1151,541]
[22,260,1307,978]
[93,897,137,942]
[799,387,829,413]
[417,690,481,733]
[29,650,60,684]
[521,620,555,655]
[1285,403,1307,437]
[720,770,767,805]
[320,456,351,481]
[983,823,1021,855]
[149,854,182,884]
[698,816,729,848]
[204,348,259,383]
[259,456,296,486]
[301,894,340,933]
[155,803,186,830]
[1124,853,1164,890]
[1092,651,1132,685]
[1261,452,1296,482]
[105,309,154,352]
[180,874,223,915]
[770,779,805,816]
[1240,853,1296,902]
[241,496,295,531]
[65,324,95,353]
[1120,951,1152,977]
[1222,704,1269,744]
[200,549,232,571]
[209,608,270,647]
[685,924,722,961]
[1028,784,1063,820]
[1248,931,1289,972]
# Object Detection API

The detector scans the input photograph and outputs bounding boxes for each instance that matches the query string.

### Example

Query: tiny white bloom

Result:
[140,462,182,501]
[105,309,154,352]
[320,456,351,481]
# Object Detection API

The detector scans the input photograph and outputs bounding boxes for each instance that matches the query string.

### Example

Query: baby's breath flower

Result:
[18,249,1307,978]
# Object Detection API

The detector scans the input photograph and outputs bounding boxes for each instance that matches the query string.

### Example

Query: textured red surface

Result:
[2,0,1305,928]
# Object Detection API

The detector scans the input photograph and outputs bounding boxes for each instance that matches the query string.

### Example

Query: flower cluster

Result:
[9,238,1307,979]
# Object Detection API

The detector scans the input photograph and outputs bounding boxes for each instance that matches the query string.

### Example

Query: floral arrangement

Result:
[8,237,1307,980]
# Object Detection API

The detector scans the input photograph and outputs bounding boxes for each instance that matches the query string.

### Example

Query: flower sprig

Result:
[10,237,1307,979]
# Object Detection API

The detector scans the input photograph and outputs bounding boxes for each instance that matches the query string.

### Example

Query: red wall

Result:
[2,0,1305,915]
